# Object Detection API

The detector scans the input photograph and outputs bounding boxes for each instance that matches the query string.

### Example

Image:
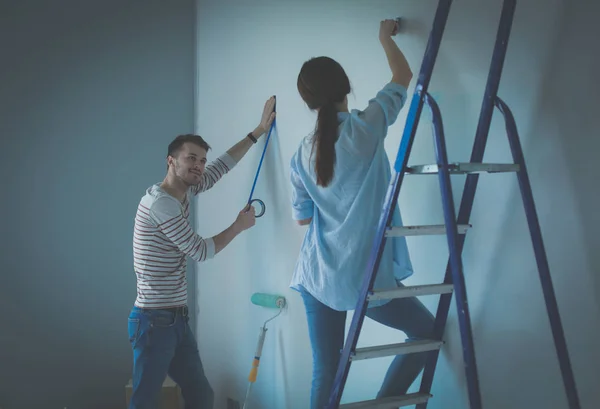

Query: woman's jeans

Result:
[300,286,435,409]
[127,305,214,409]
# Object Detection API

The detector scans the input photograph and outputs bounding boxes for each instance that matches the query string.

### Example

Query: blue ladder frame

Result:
[325,1,581,408]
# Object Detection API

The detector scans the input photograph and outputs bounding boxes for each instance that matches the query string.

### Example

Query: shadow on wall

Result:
[464,2,600,408]
[468,128,600,408]
[277,330,294,409]
[549,1,600,303]
[201,120,304,409]
[245,125,298,408]
[472,198,570,408]
[259,124,293,222]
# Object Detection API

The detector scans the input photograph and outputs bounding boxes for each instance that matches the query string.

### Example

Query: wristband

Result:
[247,132,257,144]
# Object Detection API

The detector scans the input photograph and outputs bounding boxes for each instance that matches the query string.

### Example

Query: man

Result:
[127,96,276,409]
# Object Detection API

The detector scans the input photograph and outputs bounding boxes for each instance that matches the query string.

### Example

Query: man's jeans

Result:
[128,306,214,409]
[299,286,435,409]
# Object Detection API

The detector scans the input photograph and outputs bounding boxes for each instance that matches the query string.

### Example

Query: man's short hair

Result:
[167,134,211,158]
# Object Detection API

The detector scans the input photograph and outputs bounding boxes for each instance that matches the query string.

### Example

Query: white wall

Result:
[193,0,600,408]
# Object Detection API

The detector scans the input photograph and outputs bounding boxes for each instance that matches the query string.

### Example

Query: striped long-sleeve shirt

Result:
[132,153,237,308]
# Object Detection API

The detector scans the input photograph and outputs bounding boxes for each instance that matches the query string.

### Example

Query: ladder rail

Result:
[326,1,455,407]
[417,1,517,407]
[392,0,455,174]
[424,92,483,408]
[495,97,581,409]
[471,0,516,167]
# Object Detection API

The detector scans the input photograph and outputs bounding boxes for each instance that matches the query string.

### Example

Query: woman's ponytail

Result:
[314,101,338,187]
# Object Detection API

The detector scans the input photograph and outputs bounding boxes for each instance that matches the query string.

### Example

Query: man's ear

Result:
[166,155,174,170]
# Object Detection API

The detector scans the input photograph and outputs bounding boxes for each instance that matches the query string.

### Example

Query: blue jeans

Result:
[127,306,214,409]
[299,287,435,409]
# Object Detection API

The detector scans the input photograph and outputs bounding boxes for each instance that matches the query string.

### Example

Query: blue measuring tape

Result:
[247,98,276,218]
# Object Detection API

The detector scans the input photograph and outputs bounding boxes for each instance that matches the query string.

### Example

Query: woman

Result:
[289,19,435,408]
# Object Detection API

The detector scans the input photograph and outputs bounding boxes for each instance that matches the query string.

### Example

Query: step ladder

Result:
[325,1,581,408]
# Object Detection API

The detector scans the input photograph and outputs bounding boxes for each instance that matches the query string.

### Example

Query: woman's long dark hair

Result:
[297,57,351,187]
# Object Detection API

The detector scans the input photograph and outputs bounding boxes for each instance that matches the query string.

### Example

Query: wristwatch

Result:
[247,132,257,144]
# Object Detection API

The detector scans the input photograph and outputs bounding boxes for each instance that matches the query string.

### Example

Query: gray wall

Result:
[543,0,600,299]
[0,1,196,408]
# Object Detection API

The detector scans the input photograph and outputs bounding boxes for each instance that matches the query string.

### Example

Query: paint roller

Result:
[242,292,286,409]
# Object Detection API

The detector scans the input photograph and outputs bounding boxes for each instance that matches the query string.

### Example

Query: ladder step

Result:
[407,162,520,175]
[351,339,443,361]
[386,224,471,237]
[368,283,454,302]
[339,393,432,409]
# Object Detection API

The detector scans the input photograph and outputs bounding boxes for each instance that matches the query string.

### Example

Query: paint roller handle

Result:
[248,358,260,383]
[247,327,267,383]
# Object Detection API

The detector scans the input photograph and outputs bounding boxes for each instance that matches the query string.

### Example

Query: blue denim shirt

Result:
[289,81,414,311]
